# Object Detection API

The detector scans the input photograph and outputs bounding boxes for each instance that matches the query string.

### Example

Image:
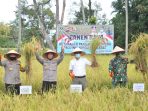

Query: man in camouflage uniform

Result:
[0,50,25,95]
[109,46,128,87]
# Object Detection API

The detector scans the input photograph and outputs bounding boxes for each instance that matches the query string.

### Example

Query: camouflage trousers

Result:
[112,75,127,87]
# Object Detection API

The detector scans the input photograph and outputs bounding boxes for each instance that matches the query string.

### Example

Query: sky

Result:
[0,0,115,24]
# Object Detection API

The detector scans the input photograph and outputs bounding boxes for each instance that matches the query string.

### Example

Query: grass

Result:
[0,54,148,111]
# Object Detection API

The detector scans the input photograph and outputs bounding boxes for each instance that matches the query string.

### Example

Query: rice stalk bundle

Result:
[90,38,101,67]
[129,33,148,80]
[23,37,39,83]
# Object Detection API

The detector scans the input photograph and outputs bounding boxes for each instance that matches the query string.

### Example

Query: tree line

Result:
[0,0,147,49]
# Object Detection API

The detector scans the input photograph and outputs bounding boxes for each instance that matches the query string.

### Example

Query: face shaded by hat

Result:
[4,50,21,59]
[71,48,85,56]
[112,46,125,54]
[43,49,58,59]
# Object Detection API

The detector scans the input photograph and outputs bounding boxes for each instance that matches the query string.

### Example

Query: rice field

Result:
[0,54,148,111]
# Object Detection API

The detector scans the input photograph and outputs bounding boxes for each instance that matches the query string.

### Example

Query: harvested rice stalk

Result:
[129,33,148,80]
[90,38,101,67]
[23,37,39,83]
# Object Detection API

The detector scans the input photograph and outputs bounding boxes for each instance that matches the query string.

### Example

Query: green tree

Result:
[0,22,16,48]
[69,7,94,24]
[89,16,96,25]
[10,0,55,48]
[69,1,108,25]
[111,0,148,48]
[0,22,11,38]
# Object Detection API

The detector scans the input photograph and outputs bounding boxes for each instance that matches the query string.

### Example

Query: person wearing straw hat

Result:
[0,50,25,95]
[35,46,64,93]
[109,46,128,87]
[69,47,92,91]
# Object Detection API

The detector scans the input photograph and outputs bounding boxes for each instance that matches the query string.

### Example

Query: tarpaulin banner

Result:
[57,25,114,54]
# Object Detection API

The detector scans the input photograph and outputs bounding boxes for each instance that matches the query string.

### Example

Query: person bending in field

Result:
[109,46,128,87]
[35,46,64,93]
[0,50,25,95]
[69,48,93,91]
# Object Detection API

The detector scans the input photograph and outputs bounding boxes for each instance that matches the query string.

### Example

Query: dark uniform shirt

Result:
[109,56,128,85]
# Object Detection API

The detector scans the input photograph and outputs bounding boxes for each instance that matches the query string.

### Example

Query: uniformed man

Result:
[69,48,92,91]
[109,46,128,87]
[35,47,64,93]
[0,50,25,95]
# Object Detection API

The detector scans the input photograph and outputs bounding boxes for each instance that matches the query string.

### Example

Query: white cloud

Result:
[0,0,115,24]
[0,0,18,23]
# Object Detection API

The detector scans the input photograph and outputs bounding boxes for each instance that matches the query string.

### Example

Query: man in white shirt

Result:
[69,48,92,91]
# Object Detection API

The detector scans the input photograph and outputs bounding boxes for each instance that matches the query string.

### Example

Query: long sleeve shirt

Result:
[35,52,64,81]
[0,60,22,84]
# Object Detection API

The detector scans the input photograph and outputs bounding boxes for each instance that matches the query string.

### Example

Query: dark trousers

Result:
[5,83,21,95]
[42,81,57,93]
[112,80,127,88]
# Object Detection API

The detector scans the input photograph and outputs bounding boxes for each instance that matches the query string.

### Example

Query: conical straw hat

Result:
[4,50,21,58]
[43,49,58,58]
[71,47,85,56]
[112,46,125,54]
